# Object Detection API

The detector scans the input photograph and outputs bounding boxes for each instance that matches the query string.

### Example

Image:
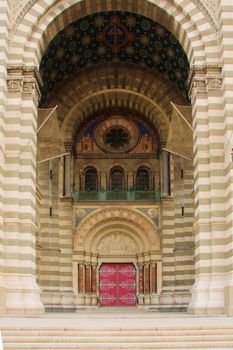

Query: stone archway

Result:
[73,208,161,308]
[1,0,230,317]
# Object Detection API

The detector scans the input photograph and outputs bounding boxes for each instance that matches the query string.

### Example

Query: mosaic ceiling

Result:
[40,11,190,103]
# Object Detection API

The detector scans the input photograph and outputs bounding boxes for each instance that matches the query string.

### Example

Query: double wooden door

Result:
[99,263,136,306]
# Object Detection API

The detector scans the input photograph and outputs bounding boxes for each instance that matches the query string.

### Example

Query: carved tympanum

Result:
[97,233,137,255]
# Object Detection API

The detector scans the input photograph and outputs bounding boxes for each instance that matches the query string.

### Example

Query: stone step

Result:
[3,325,233,350]
[3,329,233,336]
[3,341,233,349]
[3,334,233,343]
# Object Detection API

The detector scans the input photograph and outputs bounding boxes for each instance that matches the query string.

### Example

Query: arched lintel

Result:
[10,0,219,67]
[74,207,160,254]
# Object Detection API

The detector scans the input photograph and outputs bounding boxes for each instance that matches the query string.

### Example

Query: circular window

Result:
[104,127,130,149]
[95,116,139,153]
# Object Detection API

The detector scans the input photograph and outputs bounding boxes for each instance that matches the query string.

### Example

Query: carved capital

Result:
[64,142,74,154]
[188,64,222,102]
[7,64,42,104]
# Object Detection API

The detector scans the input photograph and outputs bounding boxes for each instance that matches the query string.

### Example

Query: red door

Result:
[99,263,136,306]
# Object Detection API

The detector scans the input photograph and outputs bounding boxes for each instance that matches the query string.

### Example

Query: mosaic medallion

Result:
[40,11,190,104]
[94,116,139,153]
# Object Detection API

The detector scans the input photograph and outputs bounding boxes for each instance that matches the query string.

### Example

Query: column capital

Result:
[188,64,223,102]
[64,142,74,154]
[6,64,42,104]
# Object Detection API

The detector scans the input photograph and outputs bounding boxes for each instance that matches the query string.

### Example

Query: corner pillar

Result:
[187,64,225,315]
[4,64,44,314]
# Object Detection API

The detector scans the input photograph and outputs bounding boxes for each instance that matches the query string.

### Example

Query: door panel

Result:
[99,263,136,306]
[118,263,136,306]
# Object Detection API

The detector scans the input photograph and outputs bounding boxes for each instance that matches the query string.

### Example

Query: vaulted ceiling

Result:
[39,11,190,147]
[40,11,189,104]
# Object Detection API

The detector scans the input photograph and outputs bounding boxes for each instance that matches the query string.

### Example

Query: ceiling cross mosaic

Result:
[40,11,190,103]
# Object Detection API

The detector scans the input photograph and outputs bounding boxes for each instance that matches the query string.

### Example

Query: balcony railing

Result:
[73,189,161,201]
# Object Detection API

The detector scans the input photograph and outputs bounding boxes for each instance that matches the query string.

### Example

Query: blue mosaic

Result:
[40,12,190,104]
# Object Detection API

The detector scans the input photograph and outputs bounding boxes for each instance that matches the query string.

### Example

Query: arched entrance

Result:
[2,0,231,317]
[73,208,161,308]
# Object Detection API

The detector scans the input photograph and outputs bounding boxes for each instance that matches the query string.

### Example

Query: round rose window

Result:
[95,116,139,153]
[104,127,130,149]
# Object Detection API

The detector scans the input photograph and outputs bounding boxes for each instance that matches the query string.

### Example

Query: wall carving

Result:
[192,0,218,30]
[7,65,42,103]
[10,0,27,20]
[97,234,137,255]
[188,64,223,101]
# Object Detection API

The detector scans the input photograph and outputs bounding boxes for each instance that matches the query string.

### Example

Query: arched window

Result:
[136,168,150,191]
[111,168,124,191]
[85,168,98,191]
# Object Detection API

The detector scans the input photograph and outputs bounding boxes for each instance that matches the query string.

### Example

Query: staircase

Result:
[2,324,233,349]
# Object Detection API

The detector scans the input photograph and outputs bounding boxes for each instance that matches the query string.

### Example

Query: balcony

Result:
[73,189,161,201]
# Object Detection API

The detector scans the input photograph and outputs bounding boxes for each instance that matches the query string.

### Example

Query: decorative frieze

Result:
[188,64,223,101]
[192,0,218,31]
[7,65,42,103]
[9,0,219,40]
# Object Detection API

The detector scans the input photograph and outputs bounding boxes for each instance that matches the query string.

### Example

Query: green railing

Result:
[73,189,161,201]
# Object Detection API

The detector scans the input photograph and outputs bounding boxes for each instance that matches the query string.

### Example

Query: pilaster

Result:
[218,0,233,316]
[188,64,225,315]
[4,64,44,314]
[0,0,10,315]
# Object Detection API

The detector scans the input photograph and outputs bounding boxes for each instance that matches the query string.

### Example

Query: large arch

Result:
[9,0,219,67]
[2,0,229,316]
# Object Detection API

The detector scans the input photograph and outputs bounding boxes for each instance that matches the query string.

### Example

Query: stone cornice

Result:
[188,64,223,101]
[6,64,42,103]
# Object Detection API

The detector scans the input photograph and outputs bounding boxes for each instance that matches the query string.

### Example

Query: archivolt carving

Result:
[97,233,137,255]
[74,207,160,252]
[10,0,218,35]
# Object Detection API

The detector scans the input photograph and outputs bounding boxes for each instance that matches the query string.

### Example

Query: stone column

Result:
[91,265,97,305]
[100,171,107,190]
[218,0,233,316]
[4,65,44,314]
[188,65,225,315]
[0,0,9,315]
[150,263,157,294]
[78,264,85,294]
[144,264,150,304]
[162,151,170,196]
[138,263,144,305]
[91,266,97,293]
[85,264,92,305]
[64,143,73,197]
[128,172,134,190]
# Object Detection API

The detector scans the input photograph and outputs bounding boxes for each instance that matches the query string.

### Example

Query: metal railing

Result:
[73,189,161,201]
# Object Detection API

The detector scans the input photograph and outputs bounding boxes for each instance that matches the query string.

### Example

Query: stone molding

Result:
[7,64,42,103]
[192,0,218,31]
[9,0,219,36]
[188,64,223,101]
[74,207,160,252]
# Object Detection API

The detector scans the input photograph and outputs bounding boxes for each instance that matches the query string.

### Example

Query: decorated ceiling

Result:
[40,11,190,103]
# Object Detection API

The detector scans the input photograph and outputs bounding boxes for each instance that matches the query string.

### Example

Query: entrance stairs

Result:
[1,313,233,350]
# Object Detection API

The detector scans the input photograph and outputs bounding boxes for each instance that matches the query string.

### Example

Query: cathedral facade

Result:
[0,0,233,315]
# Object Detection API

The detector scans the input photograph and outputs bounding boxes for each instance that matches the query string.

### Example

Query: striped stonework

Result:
[4,65,44,314]
[218,0,233,316]
[188,64,226,314]
[0,0,232,315]
[37,157,74,311]
[0,0,9,314]
[45,65,184,143]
